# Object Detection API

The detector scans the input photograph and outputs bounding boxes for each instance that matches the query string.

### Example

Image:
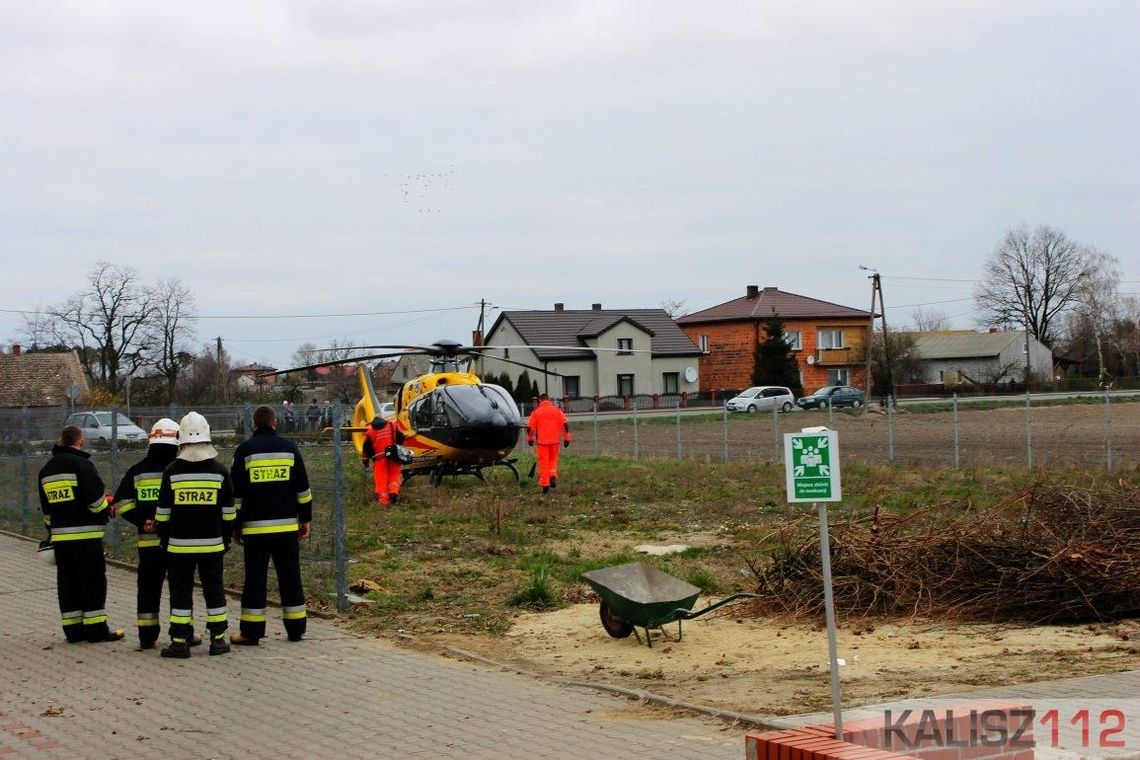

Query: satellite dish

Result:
[806,355,815,365]
[683,366,698,383]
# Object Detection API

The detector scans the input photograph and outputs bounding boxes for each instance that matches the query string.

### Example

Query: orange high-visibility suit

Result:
[363,418,404,505]
[527,399,572,491]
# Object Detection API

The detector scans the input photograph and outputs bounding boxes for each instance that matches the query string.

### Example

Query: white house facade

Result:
[482,304,703,400]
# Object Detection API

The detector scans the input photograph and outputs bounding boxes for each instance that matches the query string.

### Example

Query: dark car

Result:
[796,385,865,409]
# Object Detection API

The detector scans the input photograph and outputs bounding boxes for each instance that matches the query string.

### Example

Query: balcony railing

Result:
[815,347,864,365]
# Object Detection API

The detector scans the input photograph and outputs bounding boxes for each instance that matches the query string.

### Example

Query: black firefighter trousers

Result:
[239,533,307,641]
[54,539,111,643]
[166,552,227,645]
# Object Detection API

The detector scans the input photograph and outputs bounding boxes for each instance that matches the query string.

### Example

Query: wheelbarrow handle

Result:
[673,592,764,621]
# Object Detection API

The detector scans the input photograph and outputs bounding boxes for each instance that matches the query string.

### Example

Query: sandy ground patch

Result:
[430,603,1140,716]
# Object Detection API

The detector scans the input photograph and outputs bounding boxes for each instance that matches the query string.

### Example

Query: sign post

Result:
[784,427,843,740]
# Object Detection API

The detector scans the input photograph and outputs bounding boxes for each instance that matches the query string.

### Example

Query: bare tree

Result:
[909,307,950,332]
[974,224,1095,348]
[144,279,198,403]
[1073,250,1121,382]
[659,298,688,319]
[36,262,154,393]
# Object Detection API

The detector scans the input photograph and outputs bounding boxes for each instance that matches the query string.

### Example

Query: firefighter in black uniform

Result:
[38,425,124,643]
[156,412,235,658]
[112,417,202,649]
[230,404,313,645]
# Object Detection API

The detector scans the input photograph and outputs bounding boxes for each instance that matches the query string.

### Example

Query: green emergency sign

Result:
[784,429,841,502]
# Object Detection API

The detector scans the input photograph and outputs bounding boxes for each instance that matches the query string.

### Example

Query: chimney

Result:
[746,285,759,299]
[471,330,484,347]
[592,303,602,311]
[11,343,21,357]
[988,328,998,334]
[554,303,564,312]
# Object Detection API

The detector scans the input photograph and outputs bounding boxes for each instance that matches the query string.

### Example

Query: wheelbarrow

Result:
[581,562,761,648]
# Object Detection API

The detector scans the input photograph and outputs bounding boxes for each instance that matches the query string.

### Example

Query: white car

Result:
[65,411,149,442]
[725,386,796,413]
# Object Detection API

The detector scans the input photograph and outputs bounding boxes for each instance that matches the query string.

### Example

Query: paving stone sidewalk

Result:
[0,533,745,759]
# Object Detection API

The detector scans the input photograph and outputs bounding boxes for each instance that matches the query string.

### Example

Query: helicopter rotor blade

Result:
[465,352,567,377]
[259,351,415,378]
[465,344,651,354]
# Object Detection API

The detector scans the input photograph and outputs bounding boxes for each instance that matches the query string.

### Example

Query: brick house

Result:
[676,286,872,394]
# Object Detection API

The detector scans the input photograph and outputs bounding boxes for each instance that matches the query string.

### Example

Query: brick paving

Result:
[0,533,744,759]
[8,529,1140,760]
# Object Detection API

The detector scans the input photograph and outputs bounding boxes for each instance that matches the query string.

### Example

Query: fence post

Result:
[722,404,729,463]
[1104,388,1114,472]
[21,407,30,536]
[772,404,780,462]
[1025,390,1033,469]
[334,405,347,613]
[107,405,120,559]
[244,402,253,439]
[592,401,599,457]
[886,395,895,464]
[675,402,682,460]
[633,404,640,460]
[827,398,834,426]
[952,392,960,469]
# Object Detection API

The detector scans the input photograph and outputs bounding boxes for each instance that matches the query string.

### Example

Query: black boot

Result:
[89,628,125,643]
[209,635,231,656]
[550,476,558,489]
[160,641,191,659]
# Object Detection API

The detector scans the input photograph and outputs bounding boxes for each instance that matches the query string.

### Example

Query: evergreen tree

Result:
[515,370,533,402]
[493,371,515,397]
[753,312,803,397]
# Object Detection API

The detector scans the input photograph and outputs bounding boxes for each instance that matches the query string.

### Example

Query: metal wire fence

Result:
[0,404,353,613]
[2,392,1134,620]
[564,391,1140,471]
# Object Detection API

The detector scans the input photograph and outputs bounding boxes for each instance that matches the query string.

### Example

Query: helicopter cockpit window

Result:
[435,384,522,426]
[409,395,434,429]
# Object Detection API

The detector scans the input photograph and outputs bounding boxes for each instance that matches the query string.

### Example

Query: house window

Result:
[699,335,709,353]
[564,376,580,398]
[818,329,844,349]
[662,372,679,394]
[786,330,802,350]
[617,374,634,396]
[617,338,633,354]
[828,368,849,385]
[503,348,510,359]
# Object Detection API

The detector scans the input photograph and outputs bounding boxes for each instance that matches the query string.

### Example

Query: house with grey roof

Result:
[482,303,703,401]
[910,330,1053,384]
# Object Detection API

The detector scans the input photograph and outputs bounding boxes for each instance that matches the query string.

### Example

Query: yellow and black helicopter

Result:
[267,339,565,484]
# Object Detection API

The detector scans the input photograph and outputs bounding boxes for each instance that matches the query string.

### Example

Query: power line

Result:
[0,304,478,319]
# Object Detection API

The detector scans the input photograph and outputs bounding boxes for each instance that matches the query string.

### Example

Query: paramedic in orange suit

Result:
[526,394,572,494]
[362,416,404,505]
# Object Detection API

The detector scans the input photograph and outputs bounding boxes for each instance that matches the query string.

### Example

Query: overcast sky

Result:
[2,1,1137,369]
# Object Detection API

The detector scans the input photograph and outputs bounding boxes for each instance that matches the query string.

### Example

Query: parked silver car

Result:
[725,386,796,413]
[64,411,148,442]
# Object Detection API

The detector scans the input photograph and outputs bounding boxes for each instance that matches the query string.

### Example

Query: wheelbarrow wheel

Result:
[599,601,634,639]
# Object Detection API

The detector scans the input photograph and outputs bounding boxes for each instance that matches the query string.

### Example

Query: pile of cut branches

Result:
[744,482,1140,623]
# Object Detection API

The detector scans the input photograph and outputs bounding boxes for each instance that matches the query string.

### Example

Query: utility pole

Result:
[475,298,487,377]
[860,267,892,404]
[216,336,225,402]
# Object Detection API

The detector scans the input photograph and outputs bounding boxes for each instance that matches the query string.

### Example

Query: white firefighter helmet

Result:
[177,411,218,461]
[148,417,180,446]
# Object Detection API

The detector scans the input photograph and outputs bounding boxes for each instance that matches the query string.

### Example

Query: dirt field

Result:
[579,399,1140,470]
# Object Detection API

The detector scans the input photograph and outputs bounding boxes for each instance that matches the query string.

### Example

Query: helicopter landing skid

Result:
[406,458,521,487]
